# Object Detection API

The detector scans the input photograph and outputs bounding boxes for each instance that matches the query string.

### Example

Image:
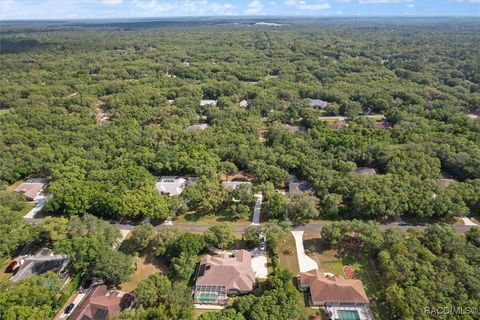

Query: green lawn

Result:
[18,202,35,217]
[175,212,251,226]
[120,255,168,292]
[277,232,300,276]
[303,232,387,320]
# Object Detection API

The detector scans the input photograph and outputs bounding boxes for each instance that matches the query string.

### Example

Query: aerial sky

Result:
[1,0,479,20]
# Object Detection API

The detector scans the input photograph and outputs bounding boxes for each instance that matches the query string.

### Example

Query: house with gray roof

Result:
[307,99,328,109]
[222,181,252,190]
[11,248,69,283]
[288,176,312,194]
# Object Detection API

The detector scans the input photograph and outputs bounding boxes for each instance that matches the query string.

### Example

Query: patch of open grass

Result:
[277,232,299,276]
[175,213,250,226]
[17,202,35,217]
[120,255,168,292]
[0,258,12,283]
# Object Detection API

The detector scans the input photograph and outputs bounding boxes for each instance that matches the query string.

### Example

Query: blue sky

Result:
[1,0,479,20]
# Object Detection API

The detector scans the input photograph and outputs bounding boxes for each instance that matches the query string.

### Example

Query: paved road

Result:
[25,218,474,234]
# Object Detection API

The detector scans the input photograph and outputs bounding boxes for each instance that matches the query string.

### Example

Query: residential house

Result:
[11,248,69,283]
[187,123,209,131]
[155,176,198,196]
[307,99,328,109]
[200,99,217,107]
[222,181,252,190]
[194,250,255,304]
[354,167,377,177]
[15,178,47,201]
[288,176,312,194]
[281,124,305,133]
[67,285,135,320]
[299,269,371,320]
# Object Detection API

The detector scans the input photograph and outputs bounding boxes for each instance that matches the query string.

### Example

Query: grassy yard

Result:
[120,255,168,292]
[302,232,387,320]
[0,258,12,283]
[277,232,300,275]
[175,212,251,226]
[17,202,35,217]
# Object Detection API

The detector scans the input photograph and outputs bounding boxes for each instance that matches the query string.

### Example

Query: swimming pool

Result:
[198,293,218,303]
[337,310,360,320]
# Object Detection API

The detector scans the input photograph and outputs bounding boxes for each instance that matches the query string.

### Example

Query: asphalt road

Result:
[25,218,474,234]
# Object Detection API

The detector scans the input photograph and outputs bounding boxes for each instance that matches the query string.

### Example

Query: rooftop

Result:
[307,99,328,109]
[222,181,252,190]
[11,248,69,283]
[196,250,255,292]
[155,176,198,196]
[14,179,47,201]
[200,99,217,107]
[300,269,369,305]
[68,285,135,320]
[288,176,312,194]
[187,123,209,131]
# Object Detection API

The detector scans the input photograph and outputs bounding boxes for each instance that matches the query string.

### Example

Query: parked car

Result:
[259,236,266,251]
[6,260,18,272]
[64,303,75,314]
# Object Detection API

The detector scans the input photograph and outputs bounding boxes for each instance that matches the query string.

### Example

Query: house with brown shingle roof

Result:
[194,250,255,304]
[299,269,369,307]
[14,179,47,201]
[68,285,134,320]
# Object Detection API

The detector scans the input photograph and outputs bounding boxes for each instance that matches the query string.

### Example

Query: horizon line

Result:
[1,15,480,22]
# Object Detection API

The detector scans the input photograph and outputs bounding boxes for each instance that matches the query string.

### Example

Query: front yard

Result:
[120,255,169,292]
[276,232,300,276]
[175,213,251,226]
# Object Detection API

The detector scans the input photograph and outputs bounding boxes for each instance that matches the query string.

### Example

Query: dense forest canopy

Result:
[0,18,479,222]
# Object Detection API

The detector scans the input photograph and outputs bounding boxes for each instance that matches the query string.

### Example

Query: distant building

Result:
[200,100,217,107]
[187,123,209,131]
[239,100,248,108]
[329,119,348,130]
[288,176,312,194]
[354,167,377,177]
[155,176,198,196]
[307,99,328,109]
[194,250,255,304]
[68,285,135,320]
[14,179,47,201]
[281,124,305,133]
[299,269,369,307]
[11,248,69,283]
[222,181,252,190]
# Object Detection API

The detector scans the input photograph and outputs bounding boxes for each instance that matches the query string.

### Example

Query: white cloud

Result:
[102,0,122,5]
[299,2,331,10]
[245,0,264,14]
[285,0,331,10]
[359,0,413,3]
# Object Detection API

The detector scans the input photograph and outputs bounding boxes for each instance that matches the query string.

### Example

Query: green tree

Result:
[286,191,320,224]
[204,225,236,250]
